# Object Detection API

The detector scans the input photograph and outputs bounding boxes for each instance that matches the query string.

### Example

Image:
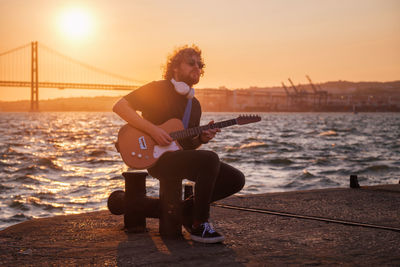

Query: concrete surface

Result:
[1,184,399,266]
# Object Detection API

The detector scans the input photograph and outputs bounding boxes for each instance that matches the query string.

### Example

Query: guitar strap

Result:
[182,98,192,129]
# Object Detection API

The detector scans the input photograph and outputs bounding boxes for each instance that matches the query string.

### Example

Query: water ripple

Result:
[0,112,399,230]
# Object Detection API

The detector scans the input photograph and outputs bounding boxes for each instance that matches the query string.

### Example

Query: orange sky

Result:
[0,0,399,101]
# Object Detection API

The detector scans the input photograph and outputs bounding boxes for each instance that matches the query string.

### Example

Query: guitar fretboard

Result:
[170,119,237,140]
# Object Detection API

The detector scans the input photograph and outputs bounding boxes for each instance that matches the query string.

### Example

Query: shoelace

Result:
[201,222,215,236]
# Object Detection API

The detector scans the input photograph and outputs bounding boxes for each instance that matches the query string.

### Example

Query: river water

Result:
[0,112,399,230]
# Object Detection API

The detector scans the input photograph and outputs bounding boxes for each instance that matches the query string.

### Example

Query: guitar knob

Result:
[131,152,136,156]
[138,154,142,158]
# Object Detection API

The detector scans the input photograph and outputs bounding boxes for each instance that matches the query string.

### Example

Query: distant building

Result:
[196,82,400,112]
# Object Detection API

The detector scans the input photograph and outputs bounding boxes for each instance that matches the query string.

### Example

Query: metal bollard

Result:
[107,172,184,238]
[108,190,160,218]
[107,190,125,215]
[159,178,182,238]
[350,174,360,189]
[123,172,148,232]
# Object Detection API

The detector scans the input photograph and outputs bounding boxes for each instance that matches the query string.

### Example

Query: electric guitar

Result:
[116,115,261,169]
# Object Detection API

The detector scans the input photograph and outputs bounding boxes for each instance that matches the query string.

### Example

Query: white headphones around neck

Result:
[171,78,195,99]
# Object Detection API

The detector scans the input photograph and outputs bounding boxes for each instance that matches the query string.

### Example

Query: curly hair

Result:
[163,44,205,80]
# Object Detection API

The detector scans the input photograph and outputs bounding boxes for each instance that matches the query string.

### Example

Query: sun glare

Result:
[59,8,92,40]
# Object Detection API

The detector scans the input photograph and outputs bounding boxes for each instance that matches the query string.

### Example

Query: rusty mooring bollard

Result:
[107,190,125,215]
[159,177,182,237]
[350,174,360,188]
[123,172,148,232]
[108,172,191,238]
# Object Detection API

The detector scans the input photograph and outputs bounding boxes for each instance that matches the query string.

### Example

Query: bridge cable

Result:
[38,43,144,84]
[0,43,31,57]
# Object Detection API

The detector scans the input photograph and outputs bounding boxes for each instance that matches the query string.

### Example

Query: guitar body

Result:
[117,118,184,169]
[117,114,261,170]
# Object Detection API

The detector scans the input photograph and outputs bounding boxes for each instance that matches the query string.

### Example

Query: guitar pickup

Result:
[138,136,147,150]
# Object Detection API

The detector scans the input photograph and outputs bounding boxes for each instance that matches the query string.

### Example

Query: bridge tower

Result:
[30,41,39,111]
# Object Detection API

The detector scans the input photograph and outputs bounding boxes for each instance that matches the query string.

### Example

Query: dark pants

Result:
[148,150,245,222]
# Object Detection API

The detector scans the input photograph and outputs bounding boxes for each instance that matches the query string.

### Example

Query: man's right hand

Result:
[113,98,172,146]
[150,126,173,146]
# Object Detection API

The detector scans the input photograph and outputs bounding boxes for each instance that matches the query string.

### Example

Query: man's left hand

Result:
[199,120,220,143]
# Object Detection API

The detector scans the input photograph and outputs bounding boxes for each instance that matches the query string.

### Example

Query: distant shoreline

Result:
[0,95,399,113]
[1,79,400,112]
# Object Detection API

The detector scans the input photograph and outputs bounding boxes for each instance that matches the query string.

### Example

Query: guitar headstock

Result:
[236,114,261,125]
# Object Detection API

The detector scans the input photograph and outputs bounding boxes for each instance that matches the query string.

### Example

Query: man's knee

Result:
[234,170,245,193]
[231,170,246,194]
[200,150,220,167]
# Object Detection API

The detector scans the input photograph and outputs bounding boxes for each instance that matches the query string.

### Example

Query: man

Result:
[113,45,245,243]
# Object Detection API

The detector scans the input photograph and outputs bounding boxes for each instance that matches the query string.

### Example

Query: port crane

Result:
[305,75,328,106]
[288,78,309,104]
[281,82,294,107]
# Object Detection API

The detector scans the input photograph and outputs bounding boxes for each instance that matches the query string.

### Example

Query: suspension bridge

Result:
[0,41,141,111]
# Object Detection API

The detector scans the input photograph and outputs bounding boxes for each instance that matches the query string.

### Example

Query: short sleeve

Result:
[123,81,158,112]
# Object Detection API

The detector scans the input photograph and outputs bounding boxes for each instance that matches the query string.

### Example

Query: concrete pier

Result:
[1,184,399,266]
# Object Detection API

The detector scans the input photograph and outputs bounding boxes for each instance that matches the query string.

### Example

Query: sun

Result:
[59,8,93,40]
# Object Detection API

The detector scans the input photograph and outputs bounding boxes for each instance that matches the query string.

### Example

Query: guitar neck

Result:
[170,119,237,140]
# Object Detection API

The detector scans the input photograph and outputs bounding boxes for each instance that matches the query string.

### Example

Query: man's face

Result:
[174,54,203,86]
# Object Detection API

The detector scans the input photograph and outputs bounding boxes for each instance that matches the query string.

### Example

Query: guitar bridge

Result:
[138,136,147,150]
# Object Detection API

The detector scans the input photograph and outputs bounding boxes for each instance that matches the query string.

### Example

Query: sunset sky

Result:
[0,0,399,101]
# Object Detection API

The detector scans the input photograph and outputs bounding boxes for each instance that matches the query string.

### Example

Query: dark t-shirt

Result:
[123,80,202,150]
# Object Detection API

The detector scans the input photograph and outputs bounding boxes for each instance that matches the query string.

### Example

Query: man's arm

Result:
[113,98,172,146]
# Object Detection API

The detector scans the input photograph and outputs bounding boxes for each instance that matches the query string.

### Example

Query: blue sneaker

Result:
[190,222,225,243]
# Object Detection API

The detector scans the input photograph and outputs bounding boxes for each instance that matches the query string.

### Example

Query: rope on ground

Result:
[212,203,400,233]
